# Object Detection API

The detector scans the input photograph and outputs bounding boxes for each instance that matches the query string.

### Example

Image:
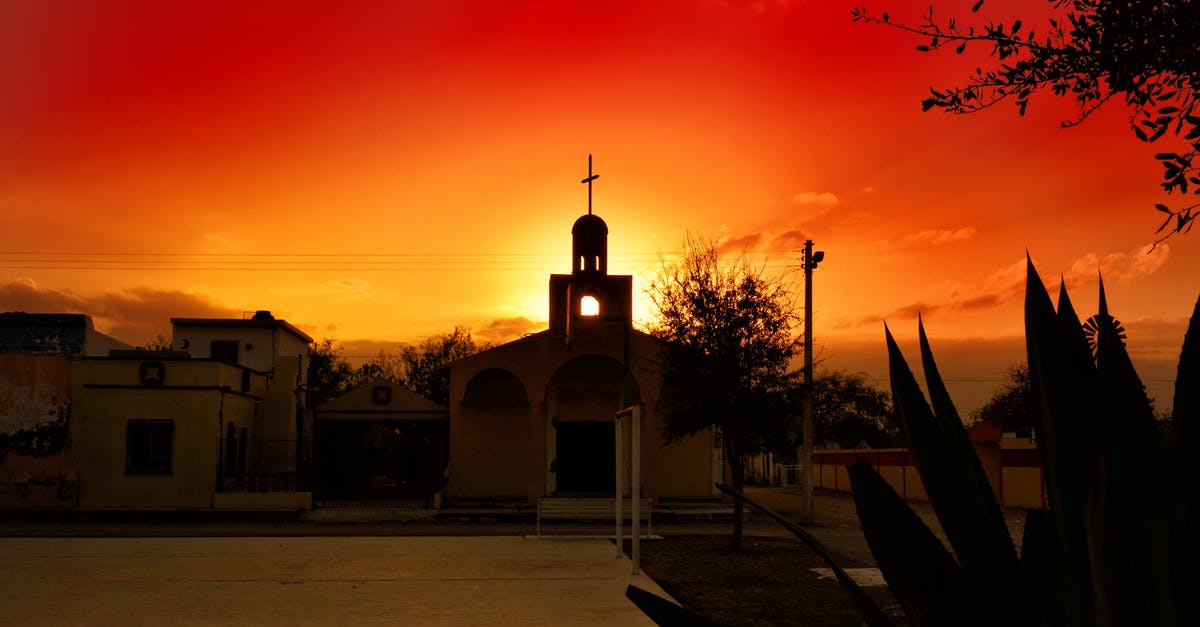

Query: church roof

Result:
[315,380,447,420]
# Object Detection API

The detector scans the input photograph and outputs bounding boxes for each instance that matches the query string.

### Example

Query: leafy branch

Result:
[852,0,1200,241]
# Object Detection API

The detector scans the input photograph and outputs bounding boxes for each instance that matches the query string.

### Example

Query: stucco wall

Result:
[258,355,302,441]
[459,405,530,498]
[0,354,77,507]
[652,430,717,498]
[0,354,71,450]
[812,440,1044,508]
[448,329,718,502]
[74,359,260,509]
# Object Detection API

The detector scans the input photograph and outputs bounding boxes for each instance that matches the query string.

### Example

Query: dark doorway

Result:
[555,421,615,494]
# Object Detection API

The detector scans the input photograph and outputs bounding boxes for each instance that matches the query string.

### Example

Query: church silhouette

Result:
[445,157,718,503]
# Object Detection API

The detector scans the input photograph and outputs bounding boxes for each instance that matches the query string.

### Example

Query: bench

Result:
[535,497,653,536]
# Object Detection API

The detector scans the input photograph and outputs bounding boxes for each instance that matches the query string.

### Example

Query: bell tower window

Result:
[580,295,600,316]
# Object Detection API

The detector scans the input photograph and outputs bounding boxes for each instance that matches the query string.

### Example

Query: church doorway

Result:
[545,354,640,496]
[555,421,615,494]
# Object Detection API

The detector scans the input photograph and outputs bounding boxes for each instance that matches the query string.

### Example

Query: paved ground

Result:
[741,485,1027,563]
[0,536,671,625]
[0,487,1029,624]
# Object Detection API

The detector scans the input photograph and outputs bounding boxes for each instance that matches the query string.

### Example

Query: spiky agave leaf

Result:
[915,320,1030,624]
[884,324,1029,627]
[847,460,974,627]
[625,585,717,627]
[1169,294,1200,623]
[1023,260,1095,625]
[1088,277,1173,625]
[1173,295,1200,445]
[1019,509,1061,627]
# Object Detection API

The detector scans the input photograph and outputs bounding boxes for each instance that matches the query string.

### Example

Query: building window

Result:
[580,295,600,316]
[126,420,174,475]
[211,340,238,363]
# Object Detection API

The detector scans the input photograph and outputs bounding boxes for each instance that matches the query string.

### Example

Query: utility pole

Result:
[800,239,823,525]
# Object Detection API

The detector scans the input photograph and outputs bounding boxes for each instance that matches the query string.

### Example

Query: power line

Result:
[0,250,801,272]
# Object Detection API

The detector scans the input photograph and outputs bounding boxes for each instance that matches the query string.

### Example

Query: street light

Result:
[801,240,823,525]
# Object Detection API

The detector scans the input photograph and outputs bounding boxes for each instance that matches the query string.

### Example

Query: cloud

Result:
[789,191,839,223]
[859,243,1173,328]
[904,227,978,245]
[1123,315,1191,362]
[873,257,1026,323]
[0,279,237,346]
[334,338,411,364]
[769,229,810,251]
[476,317,543,344]
[793,191,839,207]
[1062,243,1170,288]
[716,233,764,254]
[713,228,812,256]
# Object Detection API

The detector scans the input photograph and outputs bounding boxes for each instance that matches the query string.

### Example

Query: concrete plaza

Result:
[0,536,672,625]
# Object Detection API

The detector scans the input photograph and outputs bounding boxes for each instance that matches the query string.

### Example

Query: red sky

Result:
[2,0,1195,412]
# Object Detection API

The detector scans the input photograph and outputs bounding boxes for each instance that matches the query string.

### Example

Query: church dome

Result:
[571,213,608,236]
[571,213,608,275]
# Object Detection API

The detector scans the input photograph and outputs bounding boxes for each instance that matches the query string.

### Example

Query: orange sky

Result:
[2,0,1196,412]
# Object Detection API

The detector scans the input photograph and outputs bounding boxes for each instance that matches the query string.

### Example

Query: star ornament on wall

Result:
[372,385,392,405]
[139,362,165,386]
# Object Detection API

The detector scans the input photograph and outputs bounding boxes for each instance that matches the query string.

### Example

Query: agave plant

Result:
[629,256,1198,626]
[849,256,1199,627]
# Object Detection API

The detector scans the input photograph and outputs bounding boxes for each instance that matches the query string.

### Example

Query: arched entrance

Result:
[545,354,640,495]
[460,368,529,498]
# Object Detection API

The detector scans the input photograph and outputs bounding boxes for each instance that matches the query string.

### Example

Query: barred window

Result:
[126,420,173,475]
[211,340,238,364]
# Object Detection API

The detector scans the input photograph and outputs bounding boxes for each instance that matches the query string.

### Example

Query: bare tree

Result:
[647,235,800,549]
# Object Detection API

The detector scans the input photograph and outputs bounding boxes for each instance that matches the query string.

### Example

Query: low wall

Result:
[214,491,312,510]
[812,437,1044,509]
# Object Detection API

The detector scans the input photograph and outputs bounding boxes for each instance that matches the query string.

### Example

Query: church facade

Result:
[446,204,719,503]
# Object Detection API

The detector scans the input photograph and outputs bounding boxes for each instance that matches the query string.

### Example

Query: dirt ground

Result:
[628,534,904,626]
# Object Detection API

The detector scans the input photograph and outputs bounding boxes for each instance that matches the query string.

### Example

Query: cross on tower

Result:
[581,154,599,215]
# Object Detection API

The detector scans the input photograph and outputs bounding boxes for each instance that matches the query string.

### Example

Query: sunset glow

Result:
[3,0,1196,411]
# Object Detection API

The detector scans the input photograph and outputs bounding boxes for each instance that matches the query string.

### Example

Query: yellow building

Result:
[72,354,287,508]
[170,311,312,442]
[446,209,719,504]
[1,311,314,510]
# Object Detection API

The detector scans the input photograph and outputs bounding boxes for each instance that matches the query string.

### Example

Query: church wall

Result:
[459,405,529,498]
[652,429,719,498]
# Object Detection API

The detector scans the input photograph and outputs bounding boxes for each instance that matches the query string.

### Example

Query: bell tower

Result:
[572,213,608,275]
[572,154,608,275]
[548,155,633,341]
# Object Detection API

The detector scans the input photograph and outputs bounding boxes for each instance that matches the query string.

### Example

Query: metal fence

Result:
[313,494,434,509]
[780,465,804,487]
[217,438,304,493]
